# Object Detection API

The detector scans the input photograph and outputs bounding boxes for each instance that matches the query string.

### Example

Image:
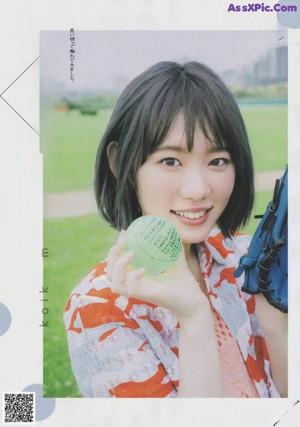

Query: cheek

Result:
[137,167,173,195]
[136,167,176,211]
[216,169,235,201]
[138,179,174,202]
[136,168,159,205]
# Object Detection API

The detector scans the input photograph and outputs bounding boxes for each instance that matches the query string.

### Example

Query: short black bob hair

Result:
[95,61,254,238]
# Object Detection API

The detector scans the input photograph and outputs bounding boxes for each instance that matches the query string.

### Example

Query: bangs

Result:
[138,72,229,161]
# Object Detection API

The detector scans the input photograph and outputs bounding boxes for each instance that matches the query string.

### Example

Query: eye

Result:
[160,157,181,167]
[209,158,230,167]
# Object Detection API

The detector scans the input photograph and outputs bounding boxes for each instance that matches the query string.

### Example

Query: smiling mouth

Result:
[171,209,212,219]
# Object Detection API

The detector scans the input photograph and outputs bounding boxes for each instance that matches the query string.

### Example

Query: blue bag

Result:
[234,166,288,312]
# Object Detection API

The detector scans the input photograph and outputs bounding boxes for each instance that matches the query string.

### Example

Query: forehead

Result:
[159,112,215,150]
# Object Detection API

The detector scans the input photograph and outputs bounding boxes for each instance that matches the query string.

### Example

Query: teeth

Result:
[175,210,207,219]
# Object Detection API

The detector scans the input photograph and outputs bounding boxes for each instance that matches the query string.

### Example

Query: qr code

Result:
[3,392,35,424]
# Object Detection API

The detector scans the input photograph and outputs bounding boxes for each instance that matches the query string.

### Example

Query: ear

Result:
[106,141,118,177]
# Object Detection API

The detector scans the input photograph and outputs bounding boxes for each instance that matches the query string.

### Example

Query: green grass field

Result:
[240,104,287,171]
[43,104,287,397]
[43,105,287,193]
[42,108,112,193]
[43,214,116,397]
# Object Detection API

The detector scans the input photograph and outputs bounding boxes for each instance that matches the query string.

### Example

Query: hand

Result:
[106,231,209,320]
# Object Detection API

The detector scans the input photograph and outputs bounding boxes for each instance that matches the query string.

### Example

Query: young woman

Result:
[64,61,287,398]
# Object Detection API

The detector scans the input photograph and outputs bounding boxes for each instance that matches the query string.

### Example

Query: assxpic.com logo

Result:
[228,3,298,12]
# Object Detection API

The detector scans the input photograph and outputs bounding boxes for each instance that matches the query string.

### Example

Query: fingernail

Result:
[121,251,134,265]
[135,267,146,279]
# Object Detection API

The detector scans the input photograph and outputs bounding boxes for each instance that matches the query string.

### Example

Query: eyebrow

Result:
[155,145,228,153]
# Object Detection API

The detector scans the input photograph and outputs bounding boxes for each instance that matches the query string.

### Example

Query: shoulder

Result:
[63,260,158,331]
[64,261,129,329]
[64,260,111,315]
[66,260,110,301]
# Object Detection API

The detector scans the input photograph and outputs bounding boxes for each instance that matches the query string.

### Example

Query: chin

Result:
[180,229,212,245]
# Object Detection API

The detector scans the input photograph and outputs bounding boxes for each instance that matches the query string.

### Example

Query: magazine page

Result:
[1,1,299,426]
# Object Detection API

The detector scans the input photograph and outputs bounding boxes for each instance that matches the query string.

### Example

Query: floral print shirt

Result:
[64,230,280,398]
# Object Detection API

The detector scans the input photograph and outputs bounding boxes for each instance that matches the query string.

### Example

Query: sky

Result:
[40,30,287,93]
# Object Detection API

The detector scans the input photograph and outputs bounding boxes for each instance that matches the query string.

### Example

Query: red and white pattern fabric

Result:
[64,229,280,398]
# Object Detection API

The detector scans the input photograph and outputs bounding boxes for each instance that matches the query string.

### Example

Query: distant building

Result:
[222,66,254,88]
[253,46,287,85]
[221,45,287,88]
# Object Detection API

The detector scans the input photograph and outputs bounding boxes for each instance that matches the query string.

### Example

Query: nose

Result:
[180,166,211,201]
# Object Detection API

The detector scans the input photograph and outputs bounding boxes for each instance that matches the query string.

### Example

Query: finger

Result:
[126,270,165,303]
[111,251,134,294]
[114,250,134,271]
[106,232,126,280]
[133,267,146,280]
[118,229,126,239]
[126,268,147,298]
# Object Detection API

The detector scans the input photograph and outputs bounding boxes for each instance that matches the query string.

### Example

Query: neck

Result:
[183,243,193,263]
[184,243,206,294]
[184,243,199,274]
